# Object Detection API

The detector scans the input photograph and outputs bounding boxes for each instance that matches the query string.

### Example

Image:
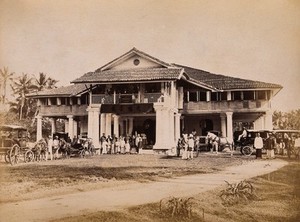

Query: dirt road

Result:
[0,159,287,222]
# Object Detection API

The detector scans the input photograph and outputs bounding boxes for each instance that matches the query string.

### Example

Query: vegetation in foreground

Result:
[52,160,300,222]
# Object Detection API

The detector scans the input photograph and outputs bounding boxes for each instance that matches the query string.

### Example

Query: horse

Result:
[59,139,71,159]
[37,138,47,161]
[26,140,47,162]
[206,132,234,154]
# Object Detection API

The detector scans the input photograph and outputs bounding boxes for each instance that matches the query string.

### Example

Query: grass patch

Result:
[52,160,300,222]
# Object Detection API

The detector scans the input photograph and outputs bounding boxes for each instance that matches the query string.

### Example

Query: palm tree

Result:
[0,67,14,104]
[34,72,49,91]
[46,77,59,89]
[11,73,36,120]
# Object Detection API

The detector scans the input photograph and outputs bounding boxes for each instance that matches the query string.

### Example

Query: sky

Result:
[0,0,299,111]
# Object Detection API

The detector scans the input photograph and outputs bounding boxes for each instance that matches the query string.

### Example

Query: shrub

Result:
[220,180,257,206]
[159,196,202,219]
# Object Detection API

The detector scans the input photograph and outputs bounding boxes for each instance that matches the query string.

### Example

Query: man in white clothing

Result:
[254,133,263,159]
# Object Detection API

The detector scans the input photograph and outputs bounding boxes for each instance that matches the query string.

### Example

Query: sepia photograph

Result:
[0,0,299,221]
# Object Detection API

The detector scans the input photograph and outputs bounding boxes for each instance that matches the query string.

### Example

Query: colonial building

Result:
[29,48,282,153]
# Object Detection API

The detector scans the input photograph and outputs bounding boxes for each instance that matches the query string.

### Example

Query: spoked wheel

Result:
[24,150,34,163]
[242,146,253,156]
[9,144,20,165]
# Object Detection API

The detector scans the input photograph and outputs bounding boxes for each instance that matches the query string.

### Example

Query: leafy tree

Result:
[46,77,59,89]
[0,67,14,104]
[10,73,36,120]
[273,109,300,130]
[34,72,59,91]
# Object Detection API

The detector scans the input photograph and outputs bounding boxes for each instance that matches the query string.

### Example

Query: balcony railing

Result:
[91,93,162,104]
[39,105,88,116]
[183,100,270,111]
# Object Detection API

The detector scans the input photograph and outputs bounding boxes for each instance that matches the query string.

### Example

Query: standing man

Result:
[293,134,300,160]
[254,133,263,159]
[266,133,276,159]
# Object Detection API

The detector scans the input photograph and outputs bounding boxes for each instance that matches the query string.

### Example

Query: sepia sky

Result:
[0,0,299,111]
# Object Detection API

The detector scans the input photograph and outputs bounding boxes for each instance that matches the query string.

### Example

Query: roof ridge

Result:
[95,48,173,72]
[175,63,282,89]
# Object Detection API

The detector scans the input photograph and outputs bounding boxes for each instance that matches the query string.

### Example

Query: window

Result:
[243,91,255,100]
[220,92,227,101]
[145,83,161,93]
[211,92,218,101]
[50,98,56,105]
[133,59,140,66]
[60,97,66,105]
[199,92,206,101]
[189,92,198,102]
[232,91,242,100]
[256,90,266,100]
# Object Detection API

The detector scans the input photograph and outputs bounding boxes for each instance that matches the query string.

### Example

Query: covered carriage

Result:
[0,124,34,165]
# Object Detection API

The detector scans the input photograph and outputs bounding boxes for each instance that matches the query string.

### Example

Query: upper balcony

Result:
[39,104,88,117]
[183,99,270,113]
[91,93,162,104]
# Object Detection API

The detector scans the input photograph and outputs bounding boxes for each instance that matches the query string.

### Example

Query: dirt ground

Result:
[0,153,245,203]
[0,153,297,222]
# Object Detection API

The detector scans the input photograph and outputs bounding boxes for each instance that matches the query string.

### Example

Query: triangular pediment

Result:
[96,48,173,72]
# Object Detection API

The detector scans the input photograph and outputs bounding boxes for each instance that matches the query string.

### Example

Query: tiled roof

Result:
[72,68,183,83]
[175,64,282,90]
[27,84,89,97]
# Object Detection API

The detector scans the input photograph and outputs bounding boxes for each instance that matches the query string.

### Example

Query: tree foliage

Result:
[0,67,14,104]
[273,109,300,130]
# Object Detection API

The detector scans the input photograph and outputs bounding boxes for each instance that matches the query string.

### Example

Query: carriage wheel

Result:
[242,146,253,156]
[24,150,34,163]
[9,144,20,165]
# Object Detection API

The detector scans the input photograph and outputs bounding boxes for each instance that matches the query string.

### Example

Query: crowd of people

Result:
[177,129,198,160]
[249,131,300,159]
[98,133,144,155]
[45,133,146,160]
[43,127,300,161]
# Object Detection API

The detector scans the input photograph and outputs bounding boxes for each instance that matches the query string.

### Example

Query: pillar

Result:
[264,110,273,130]
[174,113,181,142]
[36,115,42,141]
[87,105,101,148]
[169,110,175,145]
[113,114,120,138]
[153,104,175,151]
[100,113,106,136]
[226,112,233,141]
[220,114,227,137]
[105,113,112,137]
[64,121,69,133]
[119,119,124,137]
[50,118,56,136]
[128,118,133,135]
[67,115,74,140]
[73,120,78,138]
[206,91,211,102]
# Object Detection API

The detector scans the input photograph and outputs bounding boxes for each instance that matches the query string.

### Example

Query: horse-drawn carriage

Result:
[234,129,272,156]
[0,125,35,165]
[52,132,96,159]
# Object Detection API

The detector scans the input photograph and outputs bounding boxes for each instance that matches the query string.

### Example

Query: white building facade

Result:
[29,48,282,153]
